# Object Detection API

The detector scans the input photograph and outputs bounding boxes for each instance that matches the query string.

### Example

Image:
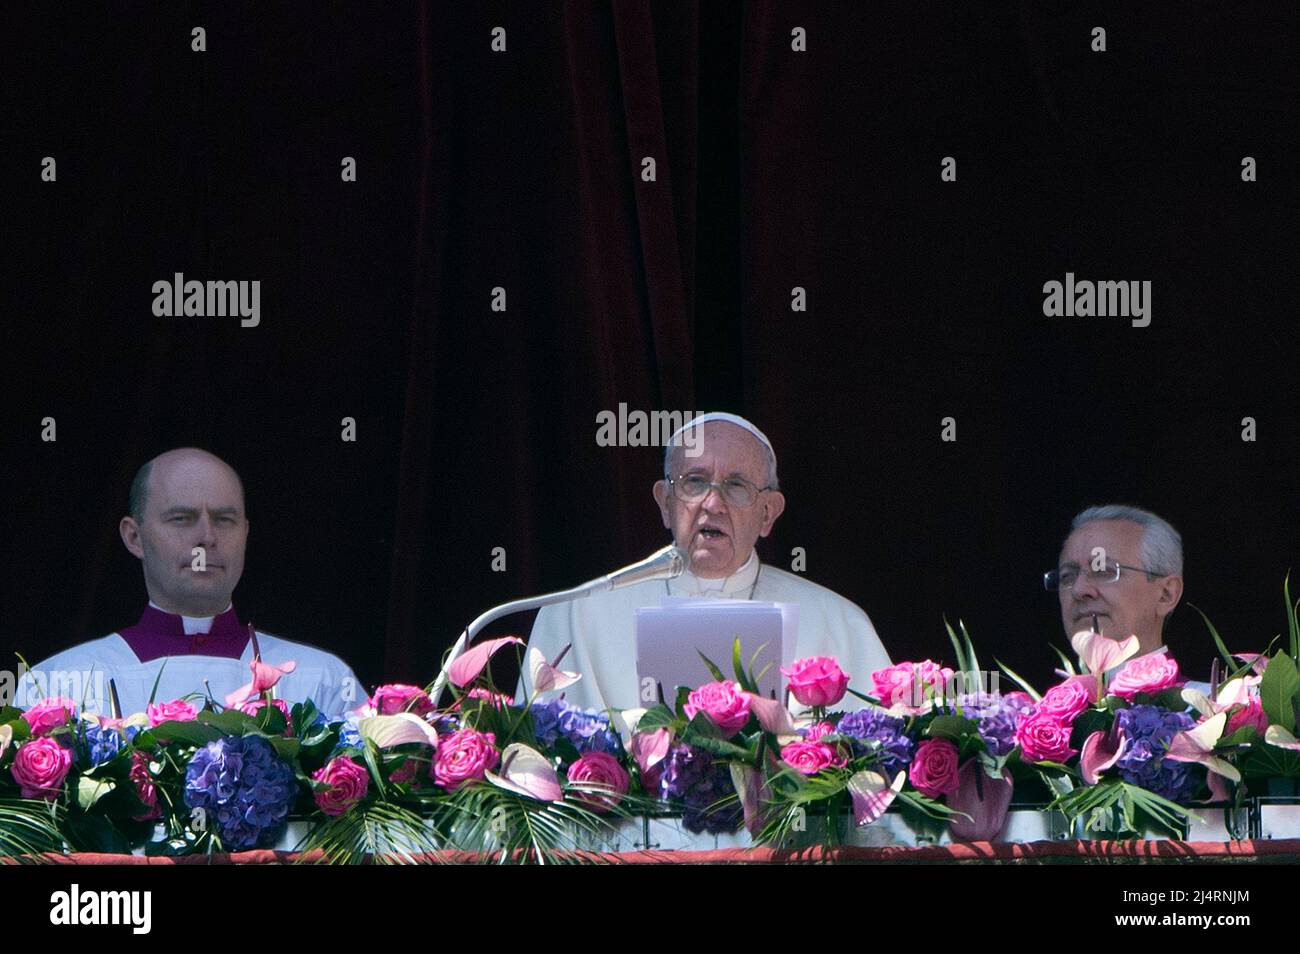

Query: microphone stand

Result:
[429,545,686,705]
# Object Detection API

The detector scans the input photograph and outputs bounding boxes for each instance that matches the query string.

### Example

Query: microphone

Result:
[598,544,688,592]
[430,545,689,703]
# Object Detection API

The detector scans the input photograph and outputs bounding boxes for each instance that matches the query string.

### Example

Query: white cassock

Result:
[16,611,362,722]
[517,552,892,713]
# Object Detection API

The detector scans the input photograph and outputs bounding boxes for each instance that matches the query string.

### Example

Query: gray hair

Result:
[662,432,780,491]
[1069,504,1183,577]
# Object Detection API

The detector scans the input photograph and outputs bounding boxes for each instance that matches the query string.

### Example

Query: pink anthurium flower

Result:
[847,769,905,827]
[485,743,563,802]
[447,636,524,688]
[1183,677,1254,719]
[629,728,672,775]
[527,646,582,694]
[1070,630,1140,700]
[225,657,297,708]
[358,712,441,749]
[1165,712,1241,784]
[729,763,765,836]
[744,693,801,742]
[947,759,1013,842]
[0,724,11,760]
[1079,725,1127,785]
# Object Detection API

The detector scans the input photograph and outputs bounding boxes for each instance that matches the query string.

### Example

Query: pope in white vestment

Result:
[520,551,891,713]
[515,413,892,714]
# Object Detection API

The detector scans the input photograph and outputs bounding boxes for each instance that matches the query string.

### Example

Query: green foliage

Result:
[0,797,64,861]
[1048,778,1193,837]
[1259,651,1300,733]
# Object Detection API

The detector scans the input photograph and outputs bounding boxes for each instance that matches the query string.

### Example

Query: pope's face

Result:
[1056,519,1180,655]
[653,422,785,578]
[120,453,248,616]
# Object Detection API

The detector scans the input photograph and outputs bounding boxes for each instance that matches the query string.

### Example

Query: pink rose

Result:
[1109,654,1183,701]
[1225,699,1269,737]
[780,740,845,775]
[566,752,631,813]
[871,661,954,714]
[147,699,198,726]
[312,756,370,816]
[129,752,162,821]
[781,656,850,708]
[431,729,499,790]
[908,739,961,797]
[683,681,752,738]
[1037,676,1095,723]
[21,697,78,736]
[11,736,73,800]
[239,698,293,735]
[805,721,835,741]
[369,684,436,718]
[1014,709,1078,763]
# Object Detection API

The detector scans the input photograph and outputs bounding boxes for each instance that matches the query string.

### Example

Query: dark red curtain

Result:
[6,3,1298,696]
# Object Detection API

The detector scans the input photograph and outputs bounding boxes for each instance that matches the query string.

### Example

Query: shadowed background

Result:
[4,2,1298,694]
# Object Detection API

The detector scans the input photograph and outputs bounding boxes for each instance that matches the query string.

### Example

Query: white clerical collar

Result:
[669,551,760,598]
[149,600,233,635]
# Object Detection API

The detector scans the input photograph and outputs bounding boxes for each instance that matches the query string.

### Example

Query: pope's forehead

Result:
[1060,519,1144,559]
[669,422,768,471]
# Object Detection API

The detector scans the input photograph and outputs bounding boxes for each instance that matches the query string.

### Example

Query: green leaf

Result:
[1188,603,1239,672]
[1259,650,1300,733]
[1243,744,1300,779]
[143,719,223,746]
[631,704,675,733]
[732,638,758,694]
[697,651,726,684]
[995,659,1042,702]
[198,708,260,735]
[269,737,301,761]
[1286,570,1299,665]
[925,714,978,741]
[944,618,969,676]
[76,777,116,811]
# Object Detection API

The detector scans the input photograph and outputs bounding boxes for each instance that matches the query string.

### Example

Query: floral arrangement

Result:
[6,577,1300,860]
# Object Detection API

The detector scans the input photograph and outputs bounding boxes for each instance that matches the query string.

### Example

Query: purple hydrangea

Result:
[1114,705,1199,802]
[184,735,299,850]
[656,743,741,834]
[954,692,1035,758]
[78,723,125,768]
[529,699,620,755]
[835,708,915,773]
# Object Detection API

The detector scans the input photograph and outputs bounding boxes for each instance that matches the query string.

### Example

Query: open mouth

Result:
[697,527,727,540]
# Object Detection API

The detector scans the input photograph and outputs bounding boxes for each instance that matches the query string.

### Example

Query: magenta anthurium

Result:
[527,646,582,694]
[729,764,765,836]
[486,743,563,802]
[447,636,524,688]
[847,769,905,827]
[1079,725,1127,785]
[358,712,441,749]
[1165,712,1240,784]
[225,657,296,708]
[744,693,800,742]
[947,760,1013,842]
[629,728,672,775]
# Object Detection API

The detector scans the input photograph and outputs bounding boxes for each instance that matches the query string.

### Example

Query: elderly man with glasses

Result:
[1045,504,1185,658]
[518,412,892,713]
